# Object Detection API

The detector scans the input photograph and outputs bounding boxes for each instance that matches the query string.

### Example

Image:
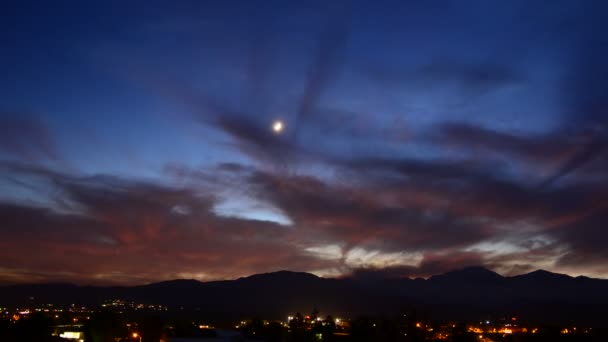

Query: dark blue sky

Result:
[1,0,607,284]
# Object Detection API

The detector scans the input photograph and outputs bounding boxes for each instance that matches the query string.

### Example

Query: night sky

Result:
[1,0,607,285]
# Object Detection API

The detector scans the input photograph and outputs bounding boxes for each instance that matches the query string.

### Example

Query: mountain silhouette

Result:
[428,266,503,282]
[2,268,607,326]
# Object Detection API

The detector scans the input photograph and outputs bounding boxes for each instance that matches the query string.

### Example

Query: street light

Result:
[132,332,142,342]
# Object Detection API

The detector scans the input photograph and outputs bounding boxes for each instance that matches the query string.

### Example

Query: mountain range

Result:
[2,267,607,327]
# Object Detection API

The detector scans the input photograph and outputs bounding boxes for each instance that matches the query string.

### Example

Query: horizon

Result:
[2,0,608,286]
[2,266,606,287]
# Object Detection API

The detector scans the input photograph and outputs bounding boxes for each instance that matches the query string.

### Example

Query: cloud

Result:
[433,122,575,165]
[105,6,355,169]
[3,131,608,284]
[0,164,333,284]
[4,101,608,285]
[538,132,607,188]
[360,60,522,101]
[415,61,523,93]
[233,165,497,252]
[3,1,608,284]
[553,209,608,271]
[0,115,59,162]
[349,251,485,279]
[430,121,608,189]
[539,8,608,187]
[292,9,351,134]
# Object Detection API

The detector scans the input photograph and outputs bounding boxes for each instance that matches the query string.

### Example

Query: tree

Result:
[141,314,163,342]
[14,312,53,341]
[84,311,127,342]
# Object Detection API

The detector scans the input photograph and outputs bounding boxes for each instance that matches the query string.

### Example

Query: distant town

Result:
[0,298,603,341]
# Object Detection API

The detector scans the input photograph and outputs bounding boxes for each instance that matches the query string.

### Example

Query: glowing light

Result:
[60,332,82,340]
[272,120,284,133]
[132,333,139,338]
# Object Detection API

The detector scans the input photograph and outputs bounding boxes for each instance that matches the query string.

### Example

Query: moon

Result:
[272,120,284,134]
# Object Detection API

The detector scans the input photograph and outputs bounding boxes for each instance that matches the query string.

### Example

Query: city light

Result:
[59,332,82,340]
[0,304,600,342]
